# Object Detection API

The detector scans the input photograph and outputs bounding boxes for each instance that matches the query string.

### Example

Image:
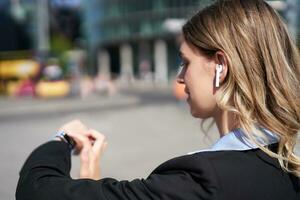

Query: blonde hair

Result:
[183,0,300,176]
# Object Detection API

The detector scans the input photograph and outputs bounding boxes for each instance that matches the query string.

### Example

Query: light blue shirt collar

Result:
[187,127,279,155]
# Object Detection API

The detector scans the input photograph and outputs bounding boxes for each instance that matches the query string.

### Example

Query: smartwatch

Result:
[54,130,76,150]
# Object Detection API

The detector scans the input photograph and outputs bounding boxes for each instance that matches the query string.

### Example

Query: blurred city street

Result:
[0,0,299,199]
[0,85,219,200]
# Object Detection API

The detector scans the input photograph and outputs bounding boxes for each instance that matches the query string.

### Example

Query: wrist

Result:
[53,137,63,142]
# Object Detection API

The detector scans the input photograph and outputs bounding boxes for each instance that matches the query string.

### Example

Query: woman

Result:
[16,0,300,199]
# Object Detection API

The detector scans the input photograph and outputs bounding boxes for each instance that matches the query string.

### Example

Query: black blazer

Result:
[16,141,300,200]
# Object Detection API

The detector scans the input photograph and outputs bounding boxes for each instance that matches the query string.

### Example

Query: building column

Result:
[120,43,134,83]
[37,0,50,53]
[97,50,111,78]
[154,40,168,84]
[286,0,299,42]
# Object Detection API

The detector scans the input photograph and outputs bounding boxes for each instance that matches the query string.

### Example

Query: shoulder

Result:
[157,143,282,170]
[153,147,300,200]
[152,149,264,172]
[151,148,299,200]
[153,147,282,179]
[151,150,218,175]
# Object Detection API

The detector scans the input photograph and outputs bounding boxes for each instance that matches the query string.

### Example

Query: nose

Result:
[176,65,185,84]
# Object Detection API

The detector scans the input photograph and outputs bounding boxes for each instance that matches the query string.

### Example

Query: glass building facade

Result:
[98,0,211,44]
[84,0,299,83]
[0,0,298,83]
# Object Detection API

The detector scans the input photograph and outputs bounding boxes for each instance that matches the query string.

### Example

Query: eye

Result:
[180,59,189,69]
[177,60,189,76]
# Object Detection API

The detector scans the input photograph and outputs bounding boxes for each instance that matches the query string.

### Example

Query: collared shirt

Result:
[187,127,279,155]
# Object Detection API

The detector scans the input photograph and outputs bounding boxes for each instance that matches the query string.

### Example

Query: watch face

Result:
[63,133,76,149]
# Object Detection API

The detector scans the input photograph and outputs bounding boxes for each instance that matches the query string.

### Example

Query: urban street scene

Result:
[0,0,299,199]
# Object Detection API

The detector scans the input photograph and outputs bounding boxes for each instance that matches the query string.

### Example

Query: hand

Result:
[58,120,108,180]
[78,129,108,180]
[64,127,108,180]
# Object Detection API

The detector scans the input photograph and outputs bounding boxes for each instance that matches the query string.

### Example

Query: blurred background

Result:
[0,0,299,199]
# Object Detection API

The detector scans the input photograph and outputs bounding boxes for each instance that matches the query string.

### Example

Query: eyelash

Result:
[180,60,189,68]
[177,60,189,76]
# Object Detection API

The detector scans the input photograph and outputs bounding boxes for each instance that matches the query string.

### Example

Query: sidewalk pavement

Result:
[0,84,175,121]
[0,94,138,119]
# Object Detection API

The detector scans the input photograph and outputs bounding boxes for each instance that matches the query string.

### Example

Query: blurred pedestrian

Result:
[16,1,300,199]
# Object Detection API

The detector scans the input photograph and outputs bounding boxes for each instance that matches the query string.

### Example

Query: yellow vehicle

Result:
[0,59,40,79]
[35,80,70,98]
[0,57,40,95]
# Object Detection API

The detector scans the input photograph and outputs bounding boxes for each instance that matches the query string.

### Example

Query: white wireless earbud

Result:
[215,64,223,87]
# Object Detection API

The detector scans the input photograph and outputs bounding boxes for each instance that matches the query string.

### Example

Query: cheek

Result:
[188,75,217,118]
[192,92,217,118]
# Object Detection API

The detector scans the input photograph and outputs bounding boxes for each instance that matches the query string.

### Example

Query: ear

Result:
[214,51,229,85]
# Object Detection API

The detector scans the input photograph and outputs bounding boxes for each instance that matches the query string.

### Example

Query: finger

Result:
[67,131,92,151]
[79,147,90,178]
[86,129,106,156]
[94,141,108,160]
[88,154,100,180]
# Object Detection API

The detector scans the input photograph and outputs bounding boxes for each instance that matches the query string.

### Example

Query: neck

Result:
[213,108,239,137]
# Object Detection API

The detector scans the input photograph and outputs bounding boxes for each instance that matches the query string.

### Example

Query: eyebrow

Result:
[178,51,186,58]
